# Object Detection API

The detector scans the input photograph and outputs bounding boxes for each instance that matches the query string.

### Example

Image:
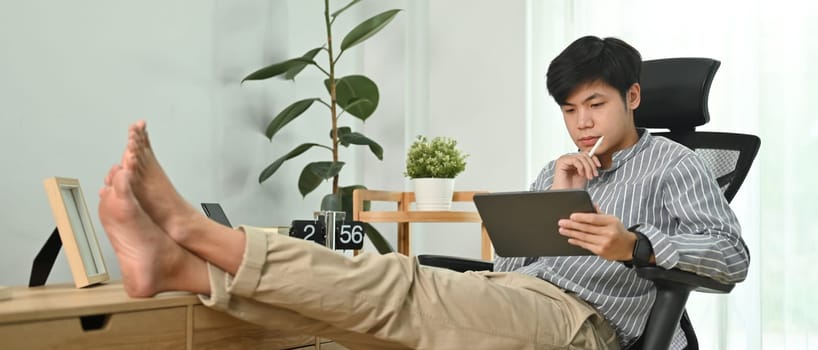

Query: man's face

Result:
[560,80,641,167]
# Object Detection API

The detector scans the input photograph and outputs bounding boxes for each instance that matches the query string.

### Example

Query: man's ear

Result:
[627,83,641,110]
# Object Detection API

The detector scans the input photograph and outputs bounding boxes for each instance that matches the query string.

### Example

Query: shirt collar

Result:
[602,128,651,173]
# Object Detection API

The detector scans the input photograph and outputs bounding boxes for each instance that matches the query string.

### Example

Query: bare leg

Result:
[122,121,245,275]
[98,164,210,297]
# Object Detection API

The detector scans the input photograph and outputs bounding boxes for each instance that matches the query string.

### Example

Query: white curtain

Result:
[528,0,818,348]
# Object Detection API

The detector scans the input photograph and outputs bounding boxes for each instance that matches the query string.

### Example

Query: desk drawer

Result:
[0,306,186,349]
[192,305,315,349]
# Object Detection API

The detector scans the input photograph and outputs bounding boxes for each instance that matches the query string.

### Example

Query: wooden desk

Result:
[352,190,492,260]
[0,282,345,349]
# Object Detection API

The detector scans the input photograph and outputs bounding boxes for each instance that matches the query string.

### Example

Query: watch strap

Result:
[630,225,653,267]
[622,225,653,268]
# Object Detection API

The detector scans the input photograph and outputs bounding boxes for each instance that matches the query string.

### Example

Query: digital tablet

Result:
[473,190,596,257]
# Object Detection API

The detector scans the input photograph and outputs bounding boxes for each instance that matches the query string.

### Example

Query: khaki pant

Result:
[200,226,620,350]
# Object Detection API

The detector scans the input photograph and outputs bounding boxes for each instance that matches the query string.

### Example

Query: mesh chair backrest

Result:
[695,148,740,193]
[653,131,759,203]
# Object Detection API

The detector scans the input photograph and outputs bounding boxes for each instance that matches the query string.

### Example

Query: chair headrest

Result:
[634,58,720,130]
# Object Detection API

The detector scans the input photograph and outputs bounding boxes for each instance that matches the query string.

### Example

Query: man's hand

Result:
[558,208,637,261]
[551,153,602,190]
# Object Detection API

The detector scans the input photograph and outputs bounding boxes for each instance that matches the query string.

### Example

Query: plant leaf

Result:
[265,98,320,140]
[242,57,316,82]
[363,222,394,254]
[284,48,322,80]
[340,98,374,114]
[258,143,327,183]
[298,161,346,197]
[320,193,343,211]
[325,75,379,120]
[331,0,361,19]
[298,169,322,197]
[330,127,353,146]
[339,132,383,160]
[310,161,346,179]
[339,185,369,214]
[340,9,401,51]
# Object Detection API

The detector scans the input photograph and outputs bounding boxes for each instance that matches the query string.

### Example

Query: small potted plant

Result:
[404,136,468,211]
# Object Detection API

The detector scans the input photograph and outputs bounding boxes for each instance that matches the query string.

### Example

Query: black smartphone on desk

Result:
[201,203,233,228]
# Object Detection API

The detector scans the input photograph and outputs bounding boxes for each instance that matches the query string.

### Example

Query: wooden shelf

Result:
[356,210,482,223]
[352,189,492,260]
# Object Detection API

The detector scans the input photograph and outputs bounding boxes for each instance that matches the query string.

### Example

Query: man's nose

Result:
[577,109,593,128]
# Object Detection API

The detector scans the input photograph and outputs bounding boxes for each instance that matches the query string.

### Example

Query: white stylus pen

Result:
[587,135,605,158]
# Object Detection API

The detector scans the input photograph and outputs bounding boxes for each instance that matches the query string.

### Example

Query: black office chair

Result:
[418,58,760,350]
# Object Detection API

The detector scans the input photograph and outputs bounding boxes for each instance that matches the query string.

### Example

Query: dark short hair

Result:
[546,36,642,105]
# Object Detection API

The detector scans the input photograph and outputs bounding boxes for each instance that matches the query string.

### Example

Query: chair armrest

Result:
[634,266,734,293]
[417,254,494,273]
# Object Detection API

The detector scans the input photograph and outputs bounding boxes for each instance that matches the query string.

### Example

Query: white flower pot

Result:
[412,178,455,211]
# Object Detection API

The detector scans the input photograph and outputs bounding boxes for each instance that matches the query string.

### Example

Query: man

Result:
[99,36,747,349]
[496,36,749,349]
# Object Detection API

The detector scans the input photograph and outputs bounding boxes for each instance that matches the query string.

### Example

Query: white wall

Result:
[0,0,534,286]
[354,0,531,258]
[0,0,333,285]
[416,1,530,256]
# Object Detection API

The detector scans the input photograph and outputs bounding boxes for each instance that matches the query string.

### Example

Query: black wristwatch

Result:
[626,225,653,268]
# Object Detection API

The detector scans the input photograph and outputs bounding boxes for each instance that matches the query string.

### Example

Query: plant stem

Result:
[317,99,332,110]
[314,64,331,78]
[333,50,345,65]
[324,0,340,195]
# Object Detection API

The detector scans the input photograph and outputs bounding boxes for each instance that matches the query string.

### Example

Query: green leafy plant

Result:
[242,0,399,253]
[405,136,468,179]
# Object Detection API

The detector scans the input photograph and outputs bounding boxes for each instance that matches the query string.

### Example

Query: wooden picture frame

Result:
[43,177,109,288]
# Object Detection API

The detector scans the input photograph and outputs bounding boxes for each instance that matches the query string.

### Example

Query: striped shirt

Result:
[494,129,750,349]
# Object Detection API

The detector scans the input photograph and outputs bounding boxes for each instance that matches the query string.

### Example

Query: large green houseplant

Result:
[242,0,399,253]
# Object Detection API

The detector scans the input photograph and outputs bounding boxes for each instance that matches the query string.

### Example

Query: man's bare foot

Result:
[99,166,210,297]
[121,121,204,244]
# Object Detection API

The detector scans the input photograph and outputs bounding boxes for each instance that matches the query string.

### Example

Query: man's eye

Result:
[563,108,575,113]
[590,102,604,108]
